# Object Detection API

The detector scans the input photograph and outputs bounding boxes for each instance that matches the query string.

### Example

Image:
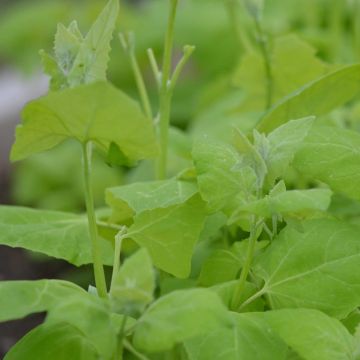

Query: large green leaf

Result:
[0,280,84,322]
[265,117,314,185]
[4,323,99,360]
[294,125,360,201]
[254,219,360,318]
[11,82,158,162]
[0,206,113,266]
[257,64,360,133]
[46,294,117,358]
[110,248,155,316]
[106,179,197,223]
[193,138,254,212]
[235,188,332,219]
[127,195,207,278]
[133,288,231,353]
[184,312,288,360]
[262,309,355,360]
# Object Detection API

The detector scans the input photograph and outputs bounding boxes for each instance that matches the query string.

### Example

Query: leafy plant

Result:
[3,0,360,359]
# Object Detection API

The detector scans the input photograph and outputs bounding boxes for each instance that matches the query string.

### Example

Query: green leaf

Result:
[261,309,355,360]
[198,249,241,287]
[106,179,197,223]
[193,138,255,212]
[0,206,113,266]
[184,312,288,360]
[46,294,117,358]
[68,0,119,86]
[235,188,332,219]
[0,280,84,322]
[110,248,155,316]
[11,82,158,162]
[4,323,99,360]
[294,125,360,201]
[257,64,360,133]
[265,117,314,185]
[254,219,360,318]
[133,288,231,353]
[127,195,207,278]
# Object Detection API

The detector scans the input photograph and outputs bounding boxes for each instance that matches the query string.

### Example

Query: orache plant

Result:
[3,0,360,359]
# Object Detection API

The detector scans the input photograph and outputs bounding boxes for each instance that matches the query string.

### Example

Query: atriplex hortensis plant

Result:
[3,0,360,358]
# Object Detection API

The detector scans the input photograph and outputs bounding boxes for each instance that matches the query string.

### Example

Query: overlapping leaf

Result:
[0,206,113,266]
[127,195,207,278]
[254,219,360,318]
[294,125,360,201]
[133,288,231,352]
[11,82,158,162]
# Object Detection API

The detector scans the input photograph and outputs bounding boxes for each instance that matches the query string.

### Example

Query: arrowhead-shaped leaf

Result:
[254,219,360,318]
[11,82,158,162]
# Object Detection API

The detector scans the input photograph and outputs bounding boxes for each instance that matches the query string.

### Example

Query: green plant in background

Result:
[3,0,360,359]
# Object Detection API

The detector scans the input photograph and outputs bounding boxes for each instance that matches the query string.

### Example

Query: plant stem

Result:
[253,15,273,110]
[157,0,179,180]
[230,216,261,310]
[82,142,107,298]
[119,33,153,120]
[225,0,253,53]
[238,287,266,310]
[123,339,150,360]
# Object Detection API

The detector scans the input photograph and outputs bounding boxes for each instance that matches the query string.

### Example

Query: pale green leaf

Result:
[46,294,117,358]
[4,323,99,360]
[258,64,360,133]
[68,0,119,86]
[193,138,255,212]
[184,312,288,360]
[198,249,241,287]
[0,280,84,322]
[110,248,155,316]
[294,125,360,201]
[254,219,360,318]
[266,117,314,185]
[0,206,113,266]
[261,309,355,360]
[127,195,207,278]
[106,179,197,223]
[133,288,231,353]
[235,188,332,218]
[11,82,158,162]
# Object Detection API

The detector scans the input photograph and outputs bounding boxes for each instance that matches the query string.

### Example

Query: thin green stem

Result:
[119,33,153,120]
[253,15,273,110]
[123,339,150,360]
[169,45,195,93]
[230,217,262,310]
[225,0,253,53]
[82,142,107,298]
[157,0,179,180]
[110,227,127,291]
[147,48,161,88]
[238,287,266,311]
